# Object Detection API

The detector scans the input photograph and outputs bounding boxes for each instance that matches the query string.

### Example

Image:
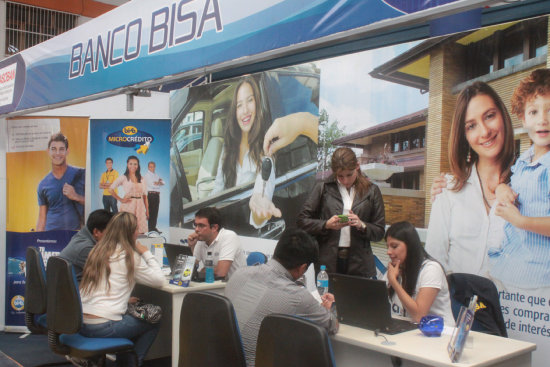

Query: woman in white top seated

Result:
[384,221,455,326]
[79,212,166,366]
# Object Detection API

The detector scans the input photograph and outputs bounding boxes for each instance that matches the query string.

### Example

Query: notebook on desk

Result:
[330,273,418,335]
[164,243,193,275]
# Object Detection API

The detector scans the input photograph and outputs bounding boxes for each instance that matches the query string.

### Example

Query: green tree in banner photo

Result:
[318,108,346,172]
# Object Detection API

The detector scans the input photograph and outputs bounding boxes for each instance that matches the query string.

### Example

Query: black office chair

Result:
[447,273,507,337]
[25,246,48,334]
[178,291,246,367]
[45,256,137,366]
[255,314,336,367]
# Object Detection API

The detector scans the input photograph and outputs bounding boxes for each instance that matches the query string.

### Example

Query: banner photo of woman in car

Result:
[170,65,320,240]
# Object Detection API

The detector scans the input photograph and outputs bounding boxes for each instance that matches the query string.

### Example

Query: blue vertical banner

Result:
[90,119,171,234]
[5,231,72,326]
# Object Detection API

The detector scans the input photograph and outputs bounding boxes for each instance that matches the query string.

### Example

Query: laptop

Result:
[330,273,418,335]
[163,243,193,275]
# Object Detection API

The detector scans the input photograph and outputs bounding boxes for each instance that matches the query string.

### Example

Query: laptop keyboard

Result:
[382,318,418,335]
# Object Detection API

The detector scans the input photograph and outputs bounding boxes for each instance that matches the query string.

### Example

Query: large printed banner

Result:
[90,119,171,234]
[331,14,548,366]
[0,0,465,115]
[169,66,319,239]
[5,117,88,326]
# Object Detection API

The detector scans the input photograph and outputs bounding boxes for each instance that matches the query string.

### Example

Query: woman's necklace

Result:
[476,166,493,211]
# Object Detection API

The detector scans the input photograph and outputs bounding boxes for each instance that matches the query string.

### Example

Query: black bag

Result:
[127,301,162,324]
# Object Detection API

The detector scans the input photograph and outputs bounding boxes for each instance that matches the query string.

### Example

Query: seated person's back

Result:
[225,228,338,366]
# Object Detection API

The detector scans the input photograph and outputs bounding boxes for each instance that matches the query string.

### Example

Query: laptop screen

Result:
[164,243,193,274]
[330,273,394,330]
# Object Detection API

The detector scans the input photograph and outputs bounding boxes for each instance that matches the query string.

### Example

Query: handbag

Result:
[127,301,162,324]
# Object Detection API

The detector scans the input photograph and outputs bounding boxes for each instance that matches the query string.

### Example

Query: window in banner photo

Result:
[465,17,547,80]
[391,128,425,153]
[175,111,204,153]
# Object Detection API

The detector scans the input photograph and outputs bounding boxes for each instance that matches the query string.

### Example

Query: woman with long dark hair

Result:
[216,76,266,191]
[79,212,166,366]
[210,75,319,227]
[109,155,149,233]
[297,147,385,277]
[426,82,515,276]
[384,221,454,325]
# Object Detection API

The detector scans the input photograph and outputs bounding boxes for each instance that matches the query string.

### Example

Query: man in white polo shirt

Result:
[187,207,246,279]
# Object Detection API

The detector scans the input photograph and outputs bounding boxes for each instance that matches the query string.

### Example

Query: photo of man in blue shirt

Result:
[36,132,85,231]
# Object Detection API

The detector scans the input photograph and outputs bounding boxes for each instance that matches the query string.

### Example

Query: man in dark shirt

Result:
[59,209,113,281]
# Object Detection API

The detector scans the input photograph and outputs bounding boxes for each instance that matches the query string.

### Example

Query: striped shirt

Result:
[490,146,550,288]
[225,259,337,366]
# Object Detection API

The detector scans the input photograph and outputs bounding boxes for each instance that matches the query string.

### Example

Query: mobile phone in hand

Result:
[338,215,349,223]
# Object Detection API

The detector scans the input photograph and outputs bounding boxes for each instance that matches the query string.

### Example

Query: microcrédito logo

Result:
[107,126,154,148]
[11,295,24,311]
[122,125,138,135]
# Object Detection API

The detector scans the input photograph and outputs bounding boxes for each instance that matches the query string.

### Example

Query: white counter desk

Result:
[136,279,535,367]
[134,280,226,367]
[332,323,536,367]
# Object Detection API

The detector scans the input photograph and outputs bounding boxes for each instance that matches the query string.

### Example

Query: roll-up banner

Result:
[0,0,472,115]
[89,119,171,234]
[5,117,88,327]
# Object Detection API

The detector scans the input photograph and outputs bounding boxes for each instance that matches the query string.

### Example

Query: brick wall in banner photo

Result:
[382,189,425,228]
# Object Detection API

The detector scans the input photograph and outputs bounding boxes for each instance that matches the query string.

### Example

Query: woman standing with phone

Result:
[297,147,385,277]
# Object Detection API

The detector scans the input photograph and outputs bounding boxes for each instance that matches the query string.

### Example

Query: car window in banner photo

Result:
[170,66,320,240]
[90,119,171,235]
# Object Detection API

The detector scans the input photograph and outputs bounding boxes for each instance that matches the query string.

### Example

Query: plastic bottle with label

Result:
[317,265,329,295]
[205,251,215,283]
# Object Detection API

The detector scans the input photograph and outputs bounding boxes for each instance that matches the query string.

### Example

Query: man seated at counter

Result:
[59,209,113,281]
[225,227,338,366]
[187,206,246,279]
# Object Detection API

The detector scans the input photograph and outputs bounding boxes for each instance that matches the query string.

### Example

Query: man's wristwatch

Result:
[360,221,366,230]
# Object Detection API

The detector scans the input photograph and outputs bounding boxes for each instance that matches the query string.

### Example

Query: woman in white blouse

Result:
[426,82,515,276]
[79,212,166,366]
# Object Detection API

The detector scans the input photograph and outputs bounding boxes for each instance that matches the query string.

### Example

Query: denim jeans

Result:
[80,314,159,367]
[102,195,118,213]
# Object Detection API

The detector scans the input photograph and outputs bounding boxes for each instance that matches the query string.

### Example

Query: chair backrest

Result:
[255,314,335,367]
[447,273,507,337]
[246,252,267,266]
[25,246,47,315]
[178,291,246,367]
[46,256,82,335]
[25,247,47,333]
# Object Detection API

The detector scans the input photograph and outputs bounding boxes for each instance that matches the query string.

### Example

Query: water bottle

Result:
[317,265,329,295]
[205,251,215,283]
[172,254,186,281]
